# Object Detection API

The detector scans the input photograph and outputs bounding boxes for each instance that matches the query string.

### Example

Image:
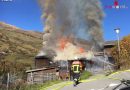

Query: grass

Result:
[40,80,63,90]
[21,80,62,90]
[0,28,43,65]
[0,80,63,90]
[80,71,92,80]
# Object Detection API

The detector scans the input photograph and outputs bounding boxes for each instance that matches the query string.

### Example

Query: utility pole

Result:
[114,28,120,69]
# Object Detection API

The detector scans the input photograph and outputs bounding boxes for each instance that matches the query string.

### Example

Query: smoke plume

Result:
[39,0,104,52]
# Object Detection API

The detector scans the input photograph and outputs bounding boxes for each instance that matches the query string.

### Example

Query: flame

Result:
[79,47,84,53]
[59,37,68,50]
[58,37,85,54]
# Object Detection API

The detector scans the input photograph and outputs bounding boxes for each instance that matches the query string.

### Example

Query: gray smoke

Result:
[39,0,104,51]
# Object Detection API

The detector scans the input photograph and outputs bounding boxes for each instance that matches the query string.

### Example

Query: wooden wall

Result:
[27,68,58,84]
[35,59,50,68]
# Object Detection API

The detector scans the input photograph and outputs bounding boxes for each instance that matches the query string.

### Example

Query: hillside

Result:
[0,22,43,65]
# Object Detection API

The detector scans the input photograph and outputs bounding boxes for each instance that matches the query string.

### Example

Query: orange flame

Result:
[59,38,68,50]
[79,47,84,53]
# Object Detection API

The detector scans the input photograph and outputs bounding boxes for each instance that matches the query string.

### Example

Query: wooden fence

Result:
[26,68,58,84]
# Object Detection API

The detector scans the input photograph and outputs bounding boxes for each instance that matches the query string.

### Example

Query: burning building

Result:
[27,0,116,82]
[25,0,118,84]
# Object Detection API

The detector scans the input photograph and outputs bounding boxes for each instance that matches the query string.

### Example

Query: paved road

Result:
[61,70,130,90]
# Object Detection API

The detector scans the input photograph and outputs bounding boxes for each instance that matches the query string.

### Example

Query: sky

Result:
[0,0,130,41]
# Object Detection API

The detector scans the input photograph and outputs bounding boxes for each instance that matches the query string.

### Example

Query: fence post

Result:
[7,73,9,90]
[31,72,33,84]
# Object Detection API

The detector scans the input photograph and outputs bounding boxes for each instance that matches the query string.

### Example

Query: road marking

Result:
[108,69,130,77]
[108,69,130,80]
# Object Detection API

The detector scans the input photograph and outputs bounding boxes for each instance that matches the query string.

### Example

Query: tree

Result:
[110,35,130,70]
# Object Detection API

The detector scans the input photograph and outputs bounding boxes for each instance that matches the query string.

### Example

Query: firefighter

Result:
[71,61,82,86]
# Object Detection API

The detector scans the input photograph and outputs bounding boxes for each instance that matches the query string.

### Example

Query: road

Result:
[61,70,130,90]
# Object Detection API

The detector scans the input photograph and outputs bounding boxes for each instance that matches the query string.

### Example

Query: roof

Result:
[26,67,55,73]
[35,55,50,59]
[94,52,104,56]
[104,41,116,46]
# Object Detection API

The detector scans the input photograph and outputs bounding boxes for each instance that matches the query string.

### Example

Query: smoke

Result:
[39,0,104,51]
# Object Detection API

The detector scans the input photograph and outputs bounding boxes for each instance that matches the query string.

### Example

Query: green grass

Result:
[80,71,92,80]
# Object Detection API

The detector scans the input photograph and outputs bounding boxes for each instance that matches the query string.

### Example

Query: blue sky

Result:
[0,0,130,41]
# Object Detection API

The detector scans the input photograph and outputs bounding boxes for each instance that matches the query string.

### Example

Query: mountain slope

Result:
[0,22,43,65]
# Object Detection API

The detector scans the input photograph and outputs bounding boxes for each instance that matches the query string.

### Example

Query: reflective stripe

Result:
[72,65,80,73]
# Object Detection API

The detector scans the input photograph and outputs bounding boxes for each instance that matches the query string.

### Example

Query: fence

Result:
[0,73,26,90]
[26,68,58,84]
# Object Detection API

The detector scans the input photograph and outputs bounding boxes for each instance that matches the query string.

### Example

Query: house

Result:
[85,41,116,73]
[34,49,56,68]
[104,41,116,63]
[35,55,51,69]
